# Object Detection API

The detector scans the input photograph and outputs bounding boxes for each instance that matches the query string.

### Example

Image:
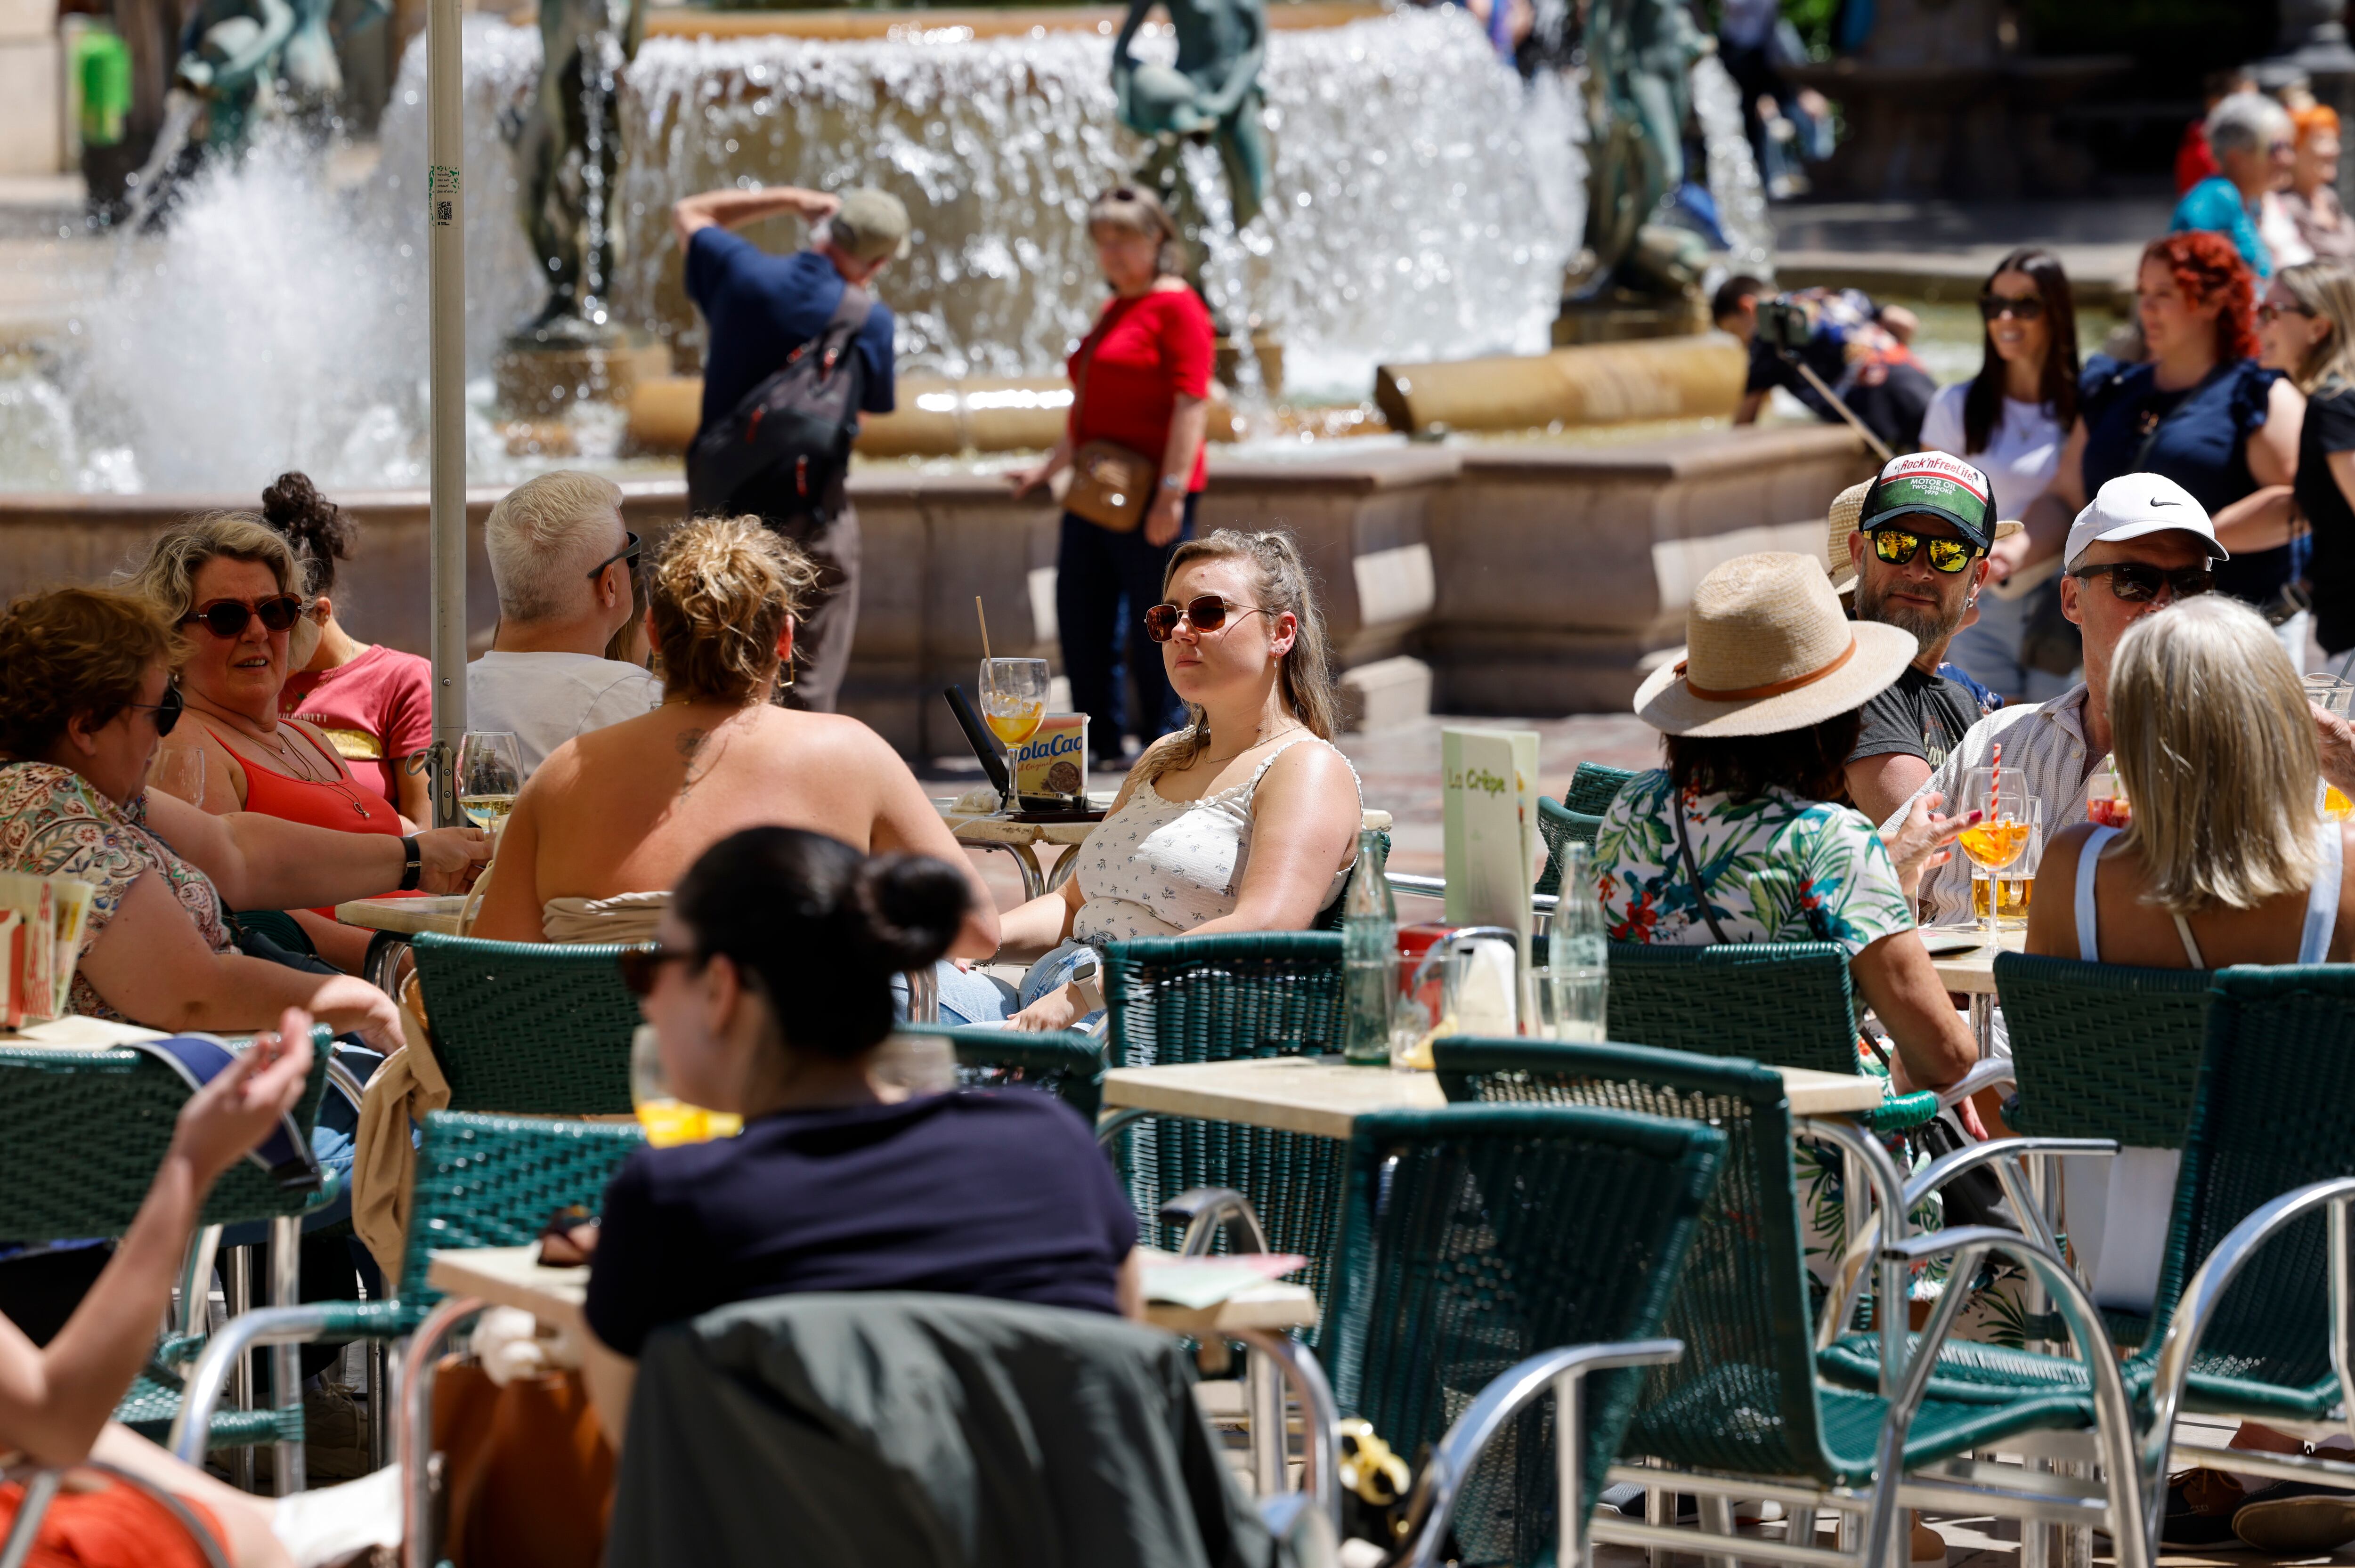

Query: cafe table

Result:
[938,798,1394,901]
[1923,925,2025,1058]
[333,895,471,994]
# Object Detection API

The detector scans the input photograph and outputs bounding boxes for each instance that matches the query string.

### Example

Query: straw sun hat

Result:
[1635,552,1917,738]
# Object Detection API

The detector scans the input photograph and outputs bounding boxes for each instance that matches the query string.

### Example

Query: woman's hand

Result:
[415,826,494,894]
[169,1008,316,1187]
[1984,529,2028,585]
[1008,982,1084,1034]
[1882,792,1978,903]
[1009,462,1054,499]
[1143,492,1186,548]
[306,975,403,1053]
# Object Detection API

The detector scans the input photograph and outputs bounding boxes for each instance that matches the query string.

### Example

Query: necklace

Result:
[1199,719,1304,768]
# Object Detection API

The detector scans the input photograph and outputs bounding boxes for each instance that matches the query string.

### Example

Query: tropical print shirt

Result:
[1592,769,1914,958]
[0,762,232,1020]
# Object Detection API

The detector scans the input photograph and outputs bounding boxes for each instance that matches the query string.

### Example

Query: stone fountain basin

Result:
[0,422,1867,748]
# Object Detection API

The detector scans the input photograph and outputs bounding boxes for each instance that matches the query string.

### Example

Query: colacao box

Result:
[1012,714,1087,802]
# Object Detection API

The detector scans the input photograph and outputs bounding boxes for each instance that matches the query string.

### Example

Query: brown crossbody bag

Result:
[1062,307,1159,534]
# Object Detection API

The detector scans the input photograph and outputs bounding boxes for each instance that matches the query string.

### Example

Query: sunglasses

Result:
[1871,528,1980,574]
[2258,300,2315,324]
[587,531,642,582]
[1142,595,1268,643]
[124,683,183,737]
[184,595,307,639]
[1977,293,2045,323]
[616,943,697,997]
[2071,561,2215,603]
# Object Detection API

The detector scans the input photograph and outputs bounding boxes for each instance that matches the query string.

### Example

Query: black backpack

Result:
[686,285,872,522]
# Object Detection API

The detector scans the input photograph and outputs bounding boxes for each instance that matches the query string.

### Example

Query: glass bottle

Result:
[1341,828,1397,1066]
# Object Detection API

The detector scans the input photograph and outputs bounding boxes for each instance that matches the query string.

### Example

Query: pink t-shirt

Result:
[280,643,435,806]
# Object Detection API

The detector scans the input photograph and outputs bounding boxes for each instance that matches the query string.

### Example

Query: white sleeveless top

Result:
[1073,736,1360,946]
[2061,820,2343,1315]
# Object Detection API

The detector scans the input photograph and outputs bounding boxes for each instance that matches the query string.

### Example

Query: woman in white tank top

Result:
[984,529,1364,1032]
[2024,597,2355,1549]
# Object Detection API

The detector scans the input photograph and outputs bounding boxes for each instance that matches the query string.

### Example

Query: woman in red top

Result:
[261,473,436,822]
[131,514,462,977]
[1012,186,1215,767]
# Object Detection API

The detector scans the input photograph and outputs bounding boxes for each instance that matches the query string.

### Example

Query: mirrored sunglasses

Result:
[1871,529,1978,574]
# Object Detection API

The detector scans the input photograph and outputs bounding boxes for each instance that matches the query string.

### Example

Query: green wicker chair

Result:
[1101,932,1348,1317]
[1534,797,1608,900]
[1322,1103,1722,1568]
[1607,940,1939,1133]
[169,1112,645,1466]
[0,1031,339,1469]
[409,932,639,1114]
[1435,1036,2148,1568]
[899,1023,1107,1121]
[1564,761,1636,816]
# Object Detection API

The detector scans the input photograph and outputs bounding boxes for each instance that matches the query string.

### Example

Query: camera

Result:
[1755,297,1813,353]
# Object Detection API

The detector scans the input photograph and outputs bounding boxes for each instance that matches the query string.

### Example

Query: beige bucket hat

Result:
[1823,481,2028,596]
[1636,551,1917,738]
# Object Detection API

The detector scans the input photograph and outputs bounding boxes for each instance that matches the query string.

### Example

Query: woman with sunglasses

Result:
[980,529,1361,1033]
[0,587,478,1043]
[1009,185,1213,770]
[2258,260,2355,669]
[1994,232,2306,665]
[575,827,1141,1446]
[125,513,473,978]
[1918,249,2081,703]
[258,472,435,825]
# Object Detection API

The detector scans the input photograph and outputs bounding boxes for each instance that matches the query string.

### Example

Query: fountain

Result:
[0,3,1872,744]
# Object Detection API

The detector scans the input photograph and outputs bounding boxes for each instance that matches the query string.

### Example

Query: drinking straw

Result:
[1988,742,2003,821]
[975,596,992,663]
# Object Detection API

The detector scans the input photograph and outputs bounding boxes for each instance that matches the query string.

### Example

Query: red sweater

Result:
[1066,287,1215,493]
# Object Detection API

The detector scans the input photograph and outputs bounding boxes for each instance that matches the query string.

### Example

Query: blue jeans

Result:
[899,943,1100,1028]
[1057,501,1196,761]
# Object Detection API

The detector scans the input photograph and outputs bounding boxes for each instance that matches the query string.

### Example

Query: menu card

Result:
[1440,727,1542,974]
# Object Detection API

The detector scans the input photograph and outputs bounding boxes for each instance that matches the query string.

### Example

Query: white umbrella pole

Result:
[424,0,467,827]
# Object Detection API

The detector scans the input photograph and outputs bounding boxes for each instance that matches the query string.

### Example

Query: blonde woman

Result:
[2256,259,2355,667]
[2026,593,2355,1554]
[470,517,1001,992]
[1009,185,1213,766]
[989,528,1363,1032]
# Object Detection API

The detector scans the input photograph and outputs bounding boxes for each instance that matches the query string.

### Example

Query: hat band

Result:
[1679,636,1858,702]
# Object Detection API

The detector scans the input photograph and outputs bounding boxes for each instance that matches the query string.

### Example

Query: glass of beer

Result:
[979,658,1049,749]
[1971,806,2041,930]
[1958,767,2033,942]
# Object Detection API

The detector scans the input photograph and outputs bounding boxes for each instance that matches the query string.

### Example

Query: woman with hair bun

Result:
[577,827,1142,1439]
[260,472,435,824]
[471,517,1002,991]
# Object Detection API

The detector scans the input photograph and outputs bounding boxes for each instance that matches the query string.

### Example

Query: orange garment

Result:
[236,724,404,837]
[0,1477,224,1568]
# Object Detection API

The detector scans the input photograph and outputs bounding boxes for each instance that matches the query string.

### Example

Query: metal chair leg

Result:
[1696,1491,1741,1568]
[268,1215,304,1495]
[1245,1343,1285,1497]
[223,1245,252,1492]
[401,1297,485,1568]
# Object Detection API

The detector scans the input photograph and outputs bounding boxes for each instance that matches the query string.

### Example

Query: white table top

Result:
[1102,1053,1889,1140]
[1926,927,2025,996]
[426,1243,1317,1339]
[333,895,471,938]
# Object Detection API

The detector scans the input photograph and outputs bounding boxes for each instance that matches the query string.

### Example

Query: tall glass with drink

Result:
[1970,802,2041,929]
[1957,766,2033,942]
[2087,760,2130,830]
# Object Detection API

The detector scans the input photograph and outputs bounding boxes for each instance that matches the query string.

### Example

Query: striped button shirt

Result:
[1879,683,2103,928]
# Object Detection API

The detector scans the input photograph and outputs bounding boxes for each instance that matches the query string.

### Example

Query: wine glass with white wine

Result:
[979,659,1049,750]
[455,731,523,834]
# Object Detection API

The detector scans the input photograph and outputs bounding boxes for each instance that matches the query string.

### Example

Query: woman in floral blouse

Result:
[0,587,488,1042]
[1598,551,1977,1094]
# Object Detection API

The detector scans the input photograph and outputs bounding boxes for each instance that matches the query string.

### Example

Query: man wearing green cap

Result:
[1841,452,2015,825]
[670,183,912,712]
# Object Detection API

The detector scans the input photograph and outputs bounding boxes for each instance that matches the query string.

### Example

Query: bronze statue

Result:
[1567,0,1707,305]
[1112,0,1268,268]
[507,0,646,339]
[171,0,382,150]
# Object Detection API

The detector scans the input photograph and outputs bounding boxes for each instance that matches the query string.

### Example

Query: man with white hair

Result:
[2173,89,2312,278]
[469,470,660,779]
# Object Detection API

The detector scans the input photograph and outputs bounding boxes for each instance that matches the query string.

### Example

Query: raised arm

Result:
[0,1020,312,1465]
[143,788,488,911]
[671,186,840,251]
[861,730,1003,961]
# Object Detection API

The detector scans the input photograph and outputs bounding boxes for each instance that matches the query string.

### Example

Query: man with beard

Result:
[1840,453,2017,824]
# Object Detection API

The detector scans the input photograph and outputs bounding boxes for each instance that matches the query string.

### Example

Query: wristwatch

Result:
[1068,950,1105,1014]
[398,836,423,893]
[1158,474,1186,493]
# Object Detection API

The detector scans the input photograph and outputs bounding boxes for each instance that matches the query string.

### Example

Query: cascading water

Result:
[0,5,1767,495]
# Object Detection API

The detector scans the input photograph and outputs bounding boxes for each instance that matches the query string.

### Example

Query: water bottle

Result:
[1341,827,1397,1066]
[1542,844,1608,1043]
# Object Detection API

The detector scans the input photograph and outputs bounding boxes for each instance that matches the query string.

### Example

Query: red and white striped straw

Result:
[1988,742,2003,819]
